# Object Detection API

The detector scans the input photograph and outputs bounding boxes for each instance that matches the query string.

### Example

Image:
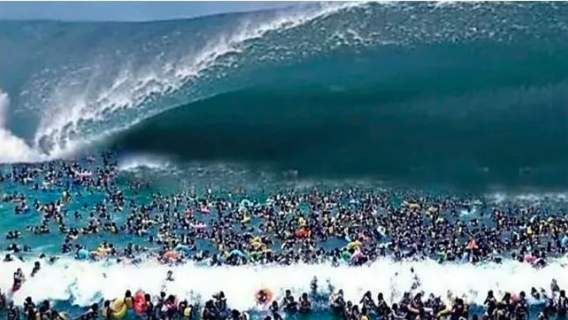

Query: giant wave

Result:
[1,2,568,188]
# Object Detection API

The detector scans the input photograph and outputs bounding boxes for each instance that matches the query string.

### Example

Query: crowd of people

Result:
[1,153,568,267]
[2,277,568,320]
[1,153,568,319]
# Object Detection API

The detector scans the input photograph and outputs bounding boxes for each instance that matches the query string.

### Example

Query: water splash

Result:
[1,257,567,309]
[0,89,42,163]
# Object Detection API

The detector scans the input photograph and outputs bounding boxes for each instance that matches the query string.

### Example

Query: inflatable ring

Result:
[256,289,273,305]
[183,306,192,318]
[134,291,147,315]
[111,298,128,320]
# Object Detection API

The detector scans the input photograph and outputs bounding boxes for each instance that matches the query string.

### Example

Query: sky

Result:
[0,2,300,22]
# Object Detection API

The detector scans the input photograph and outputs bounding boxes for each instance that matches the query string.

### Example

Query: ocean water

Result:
[0,2,566,189]
[1,2,568,318]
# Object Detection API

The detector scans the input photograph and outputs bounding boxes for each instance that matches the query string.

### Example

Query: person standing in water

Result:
[0,289,6,310]
[557,290,568,318]
[31,261,41,277]
[7,301,20,320]
[13,268,25,292]
[269,301,283,320]
[299,293,312,314]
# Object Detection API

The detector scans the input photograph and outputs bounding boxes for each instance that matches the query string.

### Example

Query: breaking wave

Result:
[1,257,567,309]
[1,2,567,188]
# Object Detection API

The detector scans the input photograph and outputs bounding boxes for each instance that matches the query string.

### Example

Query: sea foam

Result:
[1,257,566,309]
[0,89,43,163]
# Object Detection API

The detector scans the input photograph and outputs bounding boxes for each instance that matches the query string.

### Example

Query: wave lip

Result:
[1,257,567,310]
[25,2,362,160]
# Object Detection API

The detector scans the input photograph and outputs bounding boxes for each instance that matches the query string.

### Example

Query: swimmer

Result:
[557,290,568,317]
[283,290,298,313]
[7,301,19,320]
[31,261,41,277]
[102,300,112,320]
[77,303,99,320]
[166,270,174,282]
[124,290,134,308]
[23,296,36,320]
[331,289,345,313]
[299,293,311,314]
[12,268,25,292]
[269,301,283,320]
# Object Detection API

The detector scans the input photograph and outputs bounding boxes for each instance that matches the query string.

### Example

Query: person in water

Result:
[5,151,568,268]
[30,261,41,277]
[299,293,311,314]
[124,290,134,309]
[7,301,20,320]
[0,289,6,310]
[77,303,99,320]
[12,268,25,292]
[269,301,282,320]
[331,289,346,313]
[557,290,568,318]
[23,297,35,320]
[283,290,298,313]
[10,285,568,320]
[102,300,112,320]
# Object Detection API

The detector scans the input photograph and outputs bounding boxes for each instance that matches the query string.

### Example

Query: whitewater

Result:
[0,90,42,163]
[2,257,567,309]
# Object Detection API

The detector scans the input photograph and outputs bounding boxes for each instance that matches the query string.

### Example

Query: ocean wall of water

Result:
[0,2,567,188]
[112,40,568,189]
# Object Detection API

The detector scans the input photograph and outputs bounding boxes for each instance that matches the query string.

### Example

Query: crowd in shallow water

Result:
[2,153,568,267]
[2,273,568,320]
[2,153,568,319]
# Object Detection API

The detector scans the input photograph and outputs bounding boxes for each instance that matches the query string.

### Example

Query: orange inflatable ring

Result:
[256,289,273,305]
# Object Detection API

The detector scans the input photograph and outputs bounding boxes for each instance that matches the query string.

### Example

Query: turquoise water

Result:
[1,2,568,318]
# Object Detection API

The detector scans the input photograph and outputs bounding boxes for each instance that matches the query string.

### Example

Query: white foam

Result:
[0,90,43,163]
[31,3,364,160]
[1,257,567,309]
[487,191,568,204]
[117,154,173,172]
